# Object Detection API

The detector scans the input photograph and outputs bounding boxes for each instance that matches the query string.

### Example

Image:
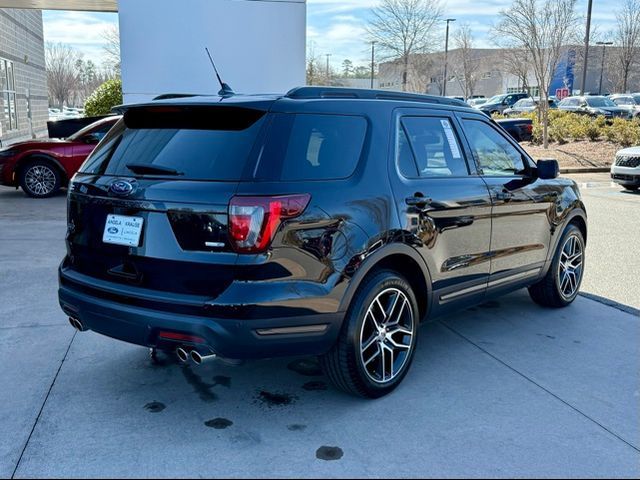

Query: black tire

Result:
[19,158,62,198]
[528,224,585,308]
[623,186,639,191]
[319,270,419,398]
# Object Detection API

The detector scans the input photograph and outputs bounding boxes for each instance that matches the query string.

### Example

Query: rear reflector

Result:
[158,331,206,344]
[228,194,310,253]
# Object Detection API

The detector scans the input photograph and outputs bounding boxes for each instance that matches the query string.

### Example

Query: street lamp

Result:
[442,18,456,96]
[596,41,613,95]
[325,53,332,81]
[370,41,377,89]
[580,0,594,95]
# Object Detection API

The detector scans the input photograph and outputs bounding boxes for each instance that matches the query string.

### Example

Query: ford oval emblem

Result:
[108,227,119,234]
[109,180,134,196]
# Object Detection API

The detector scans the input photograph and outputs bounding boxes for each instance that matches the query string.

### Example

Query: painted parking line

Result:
[577,182,618,189]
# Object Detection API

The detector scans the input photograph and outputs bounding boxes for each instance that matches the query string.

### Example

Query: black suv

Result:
[58,87,587,398]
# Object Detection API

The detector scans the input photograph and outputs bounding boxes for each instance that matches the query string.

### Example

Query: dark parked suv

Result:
[58,87,587,398]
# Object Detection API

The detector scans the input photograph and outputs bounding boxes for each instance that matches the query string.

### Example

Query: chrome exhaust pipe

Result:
[175,347,189,364]
[190,350,217,365]
[68,317,85,332]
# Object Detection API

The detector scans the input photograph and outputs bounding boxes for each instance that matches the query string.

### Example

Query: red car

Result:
[0,116,119,198]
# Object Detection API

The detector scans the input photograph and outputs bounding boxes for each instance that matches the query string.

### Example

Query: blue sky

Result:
[43,0,618,70]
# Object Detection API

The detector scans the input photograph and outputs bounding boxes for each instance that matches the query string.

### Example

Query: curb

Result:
[578,292,640,317]
[559,167,610,174]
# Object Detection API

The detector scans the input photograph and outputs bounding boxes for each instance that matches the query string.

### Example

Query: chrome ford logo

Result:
[109,180,134,196]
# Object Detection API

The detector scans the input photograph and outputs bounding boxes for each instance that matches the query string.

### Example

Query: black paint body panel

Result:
[58,91,587,359]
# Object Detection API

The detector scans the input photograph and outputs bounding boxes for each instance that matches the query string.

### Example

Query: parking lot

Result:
[1,173,638,478]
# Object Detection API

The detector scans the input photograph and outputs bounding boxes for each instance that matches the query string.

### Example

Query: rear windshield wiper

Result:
[125,163,184,176]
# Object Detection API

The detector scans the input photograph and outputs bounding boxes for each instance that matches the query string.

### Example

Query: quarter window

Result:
[462,119,526,176]
[254,114,367,181]
[397,116,468,177]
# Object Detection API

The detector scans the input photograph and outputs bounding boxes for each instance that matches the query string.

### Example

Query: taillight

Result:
[228,194,310,253]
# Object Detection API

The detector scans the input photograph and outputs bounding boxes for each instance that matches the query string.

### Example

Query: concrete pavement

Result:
[565,173,640,310]
[0,180,638,478]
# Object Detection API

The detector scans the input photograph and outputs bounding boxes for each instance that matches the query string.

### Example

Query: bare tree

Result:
[613,0,640,92]
[494,0,578,148]
[102,24,121,76]
[45,42,80,109]
[451,25,480,99]
[502,45,531,93]
[306,42,336,86]
[367,0,442,91]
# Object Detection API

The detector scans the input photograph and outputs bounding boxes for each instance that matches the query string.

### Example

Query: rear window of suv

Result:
[80,108,367,182]
[79,106,267,181]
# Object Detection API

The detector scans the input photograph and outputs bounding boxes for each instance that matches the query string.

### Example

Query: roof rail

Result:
[285,86,468,107]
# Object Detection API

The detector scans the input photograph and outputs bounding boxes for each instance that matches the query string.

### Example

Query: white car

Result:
[610,94,640,118]
[611,146,640,191]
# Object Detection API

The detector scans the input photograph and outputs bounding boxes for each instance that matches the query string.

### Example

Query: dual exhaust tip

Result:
[176,347,216,366]
[68,318,215,365]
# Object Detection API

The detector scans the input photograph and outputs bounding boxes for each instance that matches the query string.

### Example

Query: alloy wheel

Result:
[557,234,584,300]
[25,165,56,196]
[359,287,415,384]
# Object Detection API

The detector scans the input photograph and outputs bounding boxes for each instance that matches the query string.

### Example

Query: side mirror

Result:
[82,134,99,144]
[537,159,559,179]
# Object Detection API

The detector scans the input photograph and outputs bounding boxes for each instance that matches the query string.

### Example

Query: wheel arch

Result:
[340,243,432,322]
[542,207,588,277]
[15,153,68,184]
[567,213,587,245]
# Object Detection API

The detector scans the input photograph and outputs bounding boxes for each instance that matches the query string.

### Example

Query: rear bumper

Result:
[58,267,343,360]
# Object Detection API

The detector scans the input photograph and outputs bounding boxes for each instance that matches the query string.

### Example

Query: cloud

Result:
[42,10,117,65]
[39,0,619,72]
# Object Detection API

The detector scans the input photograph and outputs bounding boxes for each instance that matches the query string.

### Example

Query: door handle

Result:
[405,195,432,207]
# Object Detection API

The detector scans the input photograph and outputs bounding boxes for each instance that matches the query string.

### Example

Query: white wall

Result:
[118,0,306,103]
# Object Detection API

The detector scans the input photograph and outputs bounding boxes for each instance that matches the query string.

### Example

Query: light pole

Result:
[596,41,613,95]
[325,53,332,81]
[442,18,456,96]
[580,0,593,94]
[370,41,376,89]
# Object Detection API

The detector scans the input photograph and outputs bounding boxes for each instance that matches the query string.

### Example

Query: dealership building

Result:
[0,8,48,145]
[0,0,306,144]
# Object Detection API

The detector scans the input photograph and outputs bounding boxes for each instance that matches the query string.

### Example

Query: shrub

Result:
[584,119,601,141]
[606,118,640,147]
[84,78,123,117]
[567,115,586,141]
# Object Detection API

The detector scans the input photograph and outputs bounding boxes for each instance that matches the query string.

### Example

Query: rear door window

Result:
[398,116,468,177]
[254,113,367,181]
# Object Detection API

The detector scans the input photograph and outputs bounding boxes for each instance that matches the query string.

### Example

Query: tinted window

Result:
[398,117,468,177]
[586,97,617,108]
[254,114,366,181]
[80,107,266,180]
[612,96,634,106]
[462,119,526,176]
[487,95,507,104]
[68,118,116,141]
